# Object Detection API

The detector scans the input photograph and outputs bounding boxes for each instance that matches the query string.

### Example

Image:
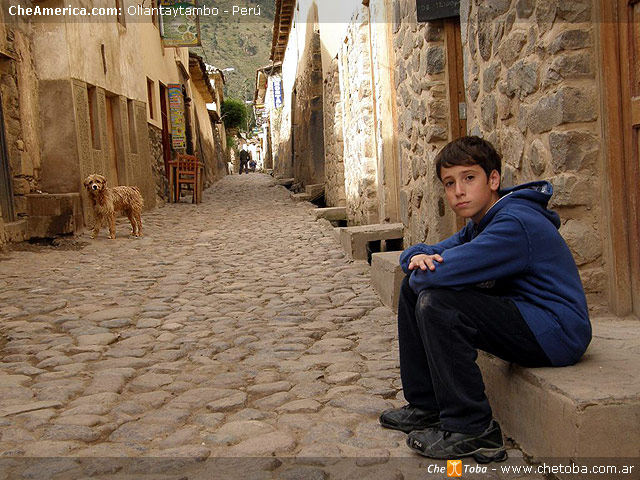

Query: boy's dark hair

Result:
[435,136,502,182]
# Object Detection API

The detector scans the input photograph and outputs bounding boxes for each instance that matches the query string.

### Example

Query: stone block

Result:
[290,192,312,202]
[506,60,539,99]
[559,219,601,266]
[549,29,591,54]
[371,251,404,312]
[25,193,83,238]
[4,219,28,243]
[314,207,347,222]
[26,193,81,217]
[549,130,598,173]
[305,183,325,199]
[425,46,445,75]
[339,223,404,260]
[548,173,593,207]
[12,177,30,195]
[276,178,294,188]
[479,318,640,459]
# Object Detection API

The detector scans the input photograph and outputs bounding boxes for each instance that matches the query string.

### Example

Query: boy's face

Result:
[440,164,500,224]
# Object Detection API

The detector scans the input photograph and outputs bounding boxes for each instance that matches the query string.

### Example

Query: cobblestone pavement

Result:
[0,174,539,479]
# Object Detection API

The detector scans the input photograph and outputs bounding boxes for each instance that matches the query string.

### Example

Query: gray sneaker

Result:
[379,404,440,433]
[406,419,508,463]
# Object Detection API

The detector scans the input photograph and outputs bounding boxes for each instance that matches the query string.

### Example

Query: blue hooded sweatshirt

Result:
[399,181,591,367]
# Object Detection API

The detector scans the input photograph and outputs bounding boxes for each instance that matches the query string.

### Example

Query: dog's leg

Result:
[90,215,102,239]
[107,213,116,239]
[135,211,143,237]
[125,210,136,236]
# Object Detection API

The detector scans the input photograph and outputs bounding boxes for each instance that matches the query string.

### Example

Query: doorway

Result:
[0,92,14,222]
[106,96,121,185]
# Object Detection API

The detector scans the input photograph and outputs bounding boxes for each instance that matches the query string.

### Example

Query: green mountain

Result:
[191,0,275,102]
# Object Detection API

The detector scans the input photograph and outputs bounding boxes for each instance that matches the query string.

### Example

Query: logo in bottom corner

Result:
[447,459,462,477]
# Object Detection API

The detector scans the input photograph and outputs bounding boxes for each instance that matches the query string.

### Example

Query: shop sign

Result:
[168,84,186,150]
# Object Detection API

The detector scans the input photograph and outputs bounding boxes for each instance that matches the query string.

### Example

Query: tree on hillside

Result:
[221,99,248,130]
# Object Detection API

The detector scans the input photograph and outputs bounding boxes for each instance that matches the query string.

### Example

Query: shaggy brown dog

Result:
[83,174,144,239]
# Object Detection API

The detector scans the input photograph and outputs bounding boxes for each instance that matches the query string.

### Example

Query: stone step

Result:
[304,183,325,199]
[290,192,312,202]
[313,207,347,221]
[26,193,83,238]
[3,219,28,243]
[371,251,404,312]
[480,317,640,460]
[338,223,404,260]
[276,178,295,188]
[367,250,639,463]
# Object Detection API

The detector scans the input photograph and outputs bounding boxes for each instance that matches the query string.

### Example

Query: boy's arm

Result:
[399,224,470,274]
[408,213,530,291]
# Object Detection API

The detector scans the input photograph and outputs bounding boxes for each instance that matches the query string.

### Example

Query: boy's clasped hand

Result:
[408,254,444,271]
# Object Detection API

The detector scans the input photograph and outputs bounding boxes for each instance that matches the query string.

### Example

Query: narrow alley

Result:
[0,175,539,478]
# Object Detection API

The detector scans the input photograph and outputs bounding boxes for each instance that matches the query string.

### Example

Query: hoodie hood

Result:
[477,181,560,232]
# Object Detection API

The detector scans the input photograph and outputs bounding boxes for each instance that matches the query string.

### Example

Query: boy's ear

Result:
[488,169,500,191]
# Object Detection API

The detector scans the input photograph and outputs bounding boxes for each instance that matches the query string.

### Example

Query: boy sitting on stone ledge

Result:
[379,136,591,462]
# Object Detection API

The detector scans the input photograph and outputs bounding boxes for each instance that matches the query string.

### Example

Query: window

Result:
[127,99,138,153]
[87,85,101,150]
[147,78,156,120]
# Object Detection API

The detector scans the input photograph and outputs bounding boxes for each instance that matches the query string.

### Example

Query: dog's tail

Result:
[133,186,144,207]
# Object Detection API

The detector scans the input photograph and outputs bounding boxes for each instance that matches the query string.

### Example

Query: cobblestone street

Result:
[0,174,537,479]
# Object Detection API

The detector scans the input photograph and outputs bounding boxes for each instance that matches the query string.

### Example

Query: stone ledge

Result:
[305,183,325,200]
[371,251,404,312]
[276,178,295,188]
[25,193,83,238]
[4,219,28,243]
[339,223,404,260]
[314,207,347,221]
[480,318,640,459]
[290,192,312,202]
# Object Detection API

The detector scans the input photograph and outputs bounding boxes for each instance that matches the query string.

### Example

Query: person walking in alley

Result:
[379,136,591,462]
[239,147,250,174]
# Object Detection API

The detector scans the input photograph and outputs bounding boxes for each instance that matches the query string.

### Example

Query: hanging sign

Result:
[416,0,460,22]
[160,0,201,47]
[168,84,186,150]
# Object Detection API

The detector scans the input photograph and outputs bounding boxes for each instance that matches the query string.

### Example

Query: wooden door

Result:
[106,97,120,185]
[622,0,640,314]
[444,17,468,231]
[601,0,640,316]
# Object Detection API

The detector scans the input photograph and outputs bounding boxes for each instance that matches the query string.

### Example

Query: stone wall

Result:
[392,3,457,245]
[460,0,604,306]
[322,58,346,207]
[147,123,168,203]
[0,21,41,219]
[339,7,379,226]
[272,102,292,179]
[291,30,325,187]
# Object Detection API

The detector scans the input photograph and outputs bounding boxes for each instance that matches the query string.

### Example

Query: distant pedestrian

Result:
[380,136,591,463]
[239,148,250,174]
[249,159,257,172]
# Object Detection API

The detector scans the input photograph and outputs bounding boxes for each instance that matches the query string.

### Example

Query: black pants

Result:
[239,160,248,174]
[397,276,551,434]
